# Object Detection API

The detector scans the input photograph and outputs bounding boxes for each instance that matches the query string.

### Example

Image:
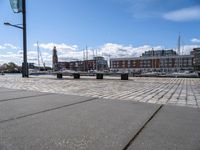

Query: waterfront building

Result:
[142,49,177,57]
[57,56,108,72]
[57,62,70,70]
[52,46,58,70]
[93,56,108,71]
[193,48,200,71]
[110,50,194,72]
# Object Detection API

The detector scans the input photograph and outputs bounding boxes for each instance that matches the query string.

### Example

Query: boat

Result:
[29,42,49,76]
[141,72,159,77]
[169,72,199,78]
[29,69,49,75]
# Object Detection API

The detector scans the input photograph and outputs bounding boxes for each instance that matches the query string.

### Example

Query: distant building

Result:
[57,56,108,72]
[193,48,200,71]
[57,62,70,70]
[52,46,58,70]
[93,56,108,71]
[142,49,177,57]
[110,49,194,72]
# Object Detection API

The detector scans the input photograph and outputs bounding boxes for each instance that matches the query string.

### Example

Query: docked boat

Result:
[169,71,199,78]
[29,69,49,75]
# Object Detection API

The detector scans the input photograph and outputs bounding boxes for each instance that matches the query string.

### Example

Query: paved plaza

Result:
[0,75,199,108]
[0,76,200,149]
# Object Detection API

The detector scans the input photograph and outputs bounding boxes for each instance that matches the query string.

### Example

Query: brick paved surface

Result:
[0,77,200,150]
[0,75,199,108]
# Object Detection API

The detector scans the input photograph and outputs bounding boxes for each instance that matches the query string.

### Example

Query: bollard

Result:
[74,73,80,79]
[96,73,103,79]
[57,73,63,79]
[121,73,129,80]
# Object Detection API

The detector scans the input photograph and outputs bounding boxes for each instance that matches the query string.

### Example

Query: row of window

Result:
[112,59,192,64]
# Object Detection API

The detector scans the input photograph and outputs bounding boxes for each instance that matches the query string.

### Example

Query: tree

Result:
[0,62,21,73]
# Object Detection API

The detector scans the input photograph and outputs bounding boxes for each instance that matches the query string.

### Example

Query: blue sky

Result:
[0,0,200,66]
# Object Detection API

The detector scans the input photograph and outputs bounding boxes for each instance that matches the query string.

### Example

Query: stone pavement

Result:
[0,75,199,108]
[0,87,199,150]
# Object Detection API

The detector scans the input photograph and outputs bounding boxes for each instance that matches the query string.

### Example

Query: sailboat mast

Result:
[37,41,40,70]
[178,34,181,70]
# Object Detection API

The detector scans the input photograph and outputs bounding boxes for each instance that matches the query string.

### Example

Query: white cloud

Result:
[32,43,80,66]
[180,45,200,55]
[4,43,18,49]
[0,43,19,50]
[121,0,164,19]
[0,45,6,50]
[163,6,200,21]
[33,43,78,52]
[1,42,200,67]
[191,38,200,43]
[99,43,164,58]
[116,0,198,20]
[0,50,22,65]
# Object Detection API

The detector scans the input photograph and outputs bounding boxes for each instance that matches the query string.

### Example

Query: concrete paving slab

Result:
[127,105,200,150]
[0,87,20,93]
[0,94,97,122]
[0,99,160,150]
[0,90,50,102]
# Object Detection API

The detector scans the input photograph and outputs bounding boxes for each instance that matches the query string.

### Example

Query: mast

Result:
[93,49,95,70]
[178,33,181,71]
[37,42,45,70]
[40,49,45,70]
[93,49,95,59]
[86,45,88,71]
[86,45,88,60]
[83,49,85,61]
[108,53,111,68]
[37,41,40,70]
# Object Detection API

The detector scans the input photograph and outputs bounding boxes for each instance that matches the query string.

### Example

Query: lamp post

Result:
[5,0,29,77]
[22,0,28,77]
[4,22,23,29]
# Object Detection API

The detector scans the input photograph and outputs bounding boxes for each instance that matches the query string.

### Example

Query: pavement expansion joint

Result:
[0,97,99,124]
[0,93,54,103]
[122,104,164,150]
[0,90,22,93]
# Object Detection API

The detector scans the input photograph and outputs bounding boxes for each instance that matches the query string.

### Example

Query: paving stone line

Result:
[0,97,98,124]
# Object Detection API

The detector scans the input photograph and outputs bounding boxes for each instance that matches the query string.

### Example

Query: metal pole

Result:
[22,0,28,77]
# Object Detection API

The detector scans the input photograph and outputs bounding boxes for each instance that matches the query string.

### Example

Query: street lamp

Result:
[4,22,23,29]
[5,0,29,77]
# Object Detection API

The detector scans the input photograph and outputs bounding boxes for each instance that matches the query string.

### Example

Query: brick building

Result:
[193,48,200,71]
[57,56,108,72]
[110,50,194,72]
